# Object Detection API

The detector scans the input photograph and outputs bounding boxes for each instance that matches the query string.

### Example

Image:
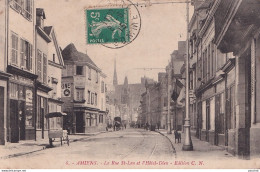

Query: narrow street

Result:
[0,129,174,168]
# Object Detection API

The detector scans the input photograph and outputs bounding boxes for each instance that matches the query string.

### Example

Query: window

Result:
[203,51,206,80]
[11,0,32,20]
[11,33,18,65]
[88,91,91,104]
[43,54,47,84]
[20,39,32,71]
[75,89,84,101]
[96,71,98,83]
[37,50,47,84]
[76,66,83,75]
[101,81,104,93]
[23,0,32,20]
[11,0,22,12]
[88,67,91,80]
[95,93,97,106]
[211,42,215,76]
[91,93,94,105]
[207,45,211,79]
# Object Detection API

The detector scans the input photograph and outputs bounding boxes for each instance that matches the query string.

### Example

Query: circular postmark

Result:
[85,0,141,49]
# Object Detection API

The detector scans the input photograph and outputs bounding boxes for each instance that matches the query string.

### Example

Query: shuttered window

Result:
[11,33,18,65]
[43,54,47,84]
[37,50,42,82]
[20,39,32,71]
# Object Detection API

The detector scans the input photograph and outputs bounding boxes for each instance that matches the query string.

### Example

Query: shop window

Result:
[91,114,97,126]
[10,83,18,99]
[209,97,215,130]
[202,101,206,130]
[86,113,91,127]
[25,87,33,128]
[99,115,103,123]
[36,96,47,129]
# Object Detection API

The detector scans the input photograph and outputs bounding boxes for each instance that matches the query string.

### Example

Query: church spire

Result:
[113,58,118,86]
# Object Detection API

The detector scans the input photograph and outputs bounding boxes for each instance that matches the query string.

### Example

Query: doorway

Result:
[76,112,85,133]
[0,87,4,144]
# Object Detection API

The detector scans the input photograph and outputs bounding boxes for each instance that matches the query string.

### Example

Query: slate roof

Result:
[62,43,97,67]
[44,26,53,36]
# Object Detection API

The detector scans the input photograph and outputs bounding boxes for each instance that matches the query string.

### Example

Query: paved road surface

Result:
[0,129,175,168]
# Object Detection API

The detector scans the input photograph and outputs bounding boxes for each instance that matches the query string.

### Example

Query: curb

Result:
[0,131,107,159]
[155,130,176,156]
[0,146,47,160]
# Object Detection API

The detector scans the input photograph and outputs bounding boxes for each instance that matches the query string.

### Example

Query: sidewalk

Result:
[156,129,235,160]
[0,131,105,159]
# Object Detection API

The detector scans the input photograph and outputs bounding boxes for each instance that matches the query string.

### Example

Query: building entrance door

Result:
[206,100,210,142]
[0,87,5,145]
[10,99,19,143]
[19,101,26,140]
[76,112,85,133]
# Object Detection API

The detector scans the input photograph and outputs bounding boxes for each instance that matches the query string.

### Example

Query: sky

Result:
[36,0,194,85]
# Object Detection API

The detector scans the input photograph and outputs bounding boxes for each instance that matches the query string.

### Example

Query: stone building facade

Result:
[188,0,260,159]
[61,43,107,133]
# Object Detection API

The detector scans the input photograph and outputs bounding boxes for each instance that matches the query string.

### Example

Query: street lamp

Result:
[166,64,172,134]
[182,0,193,151]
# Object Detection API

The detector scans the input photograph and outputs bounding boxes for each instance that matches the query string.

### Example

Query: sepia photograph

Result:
[0,0,260,169]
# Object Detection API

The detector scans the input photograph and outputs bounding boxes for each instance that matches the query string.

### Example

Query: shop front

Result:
[8,72,36,142]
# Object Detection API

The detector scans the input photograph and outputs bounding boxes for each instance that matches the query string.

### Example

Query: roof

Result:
[62,43,98,68]
[44,26,53,36]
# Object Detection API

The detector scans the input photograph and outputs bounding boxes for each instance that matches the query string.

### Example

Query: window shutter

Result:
[43,54,47,84]
[29,43,32,71]
[37,50,42,81]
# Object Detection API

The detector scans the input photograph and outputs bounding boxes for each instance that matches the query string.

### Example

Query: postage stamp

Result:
[86,8,130,45]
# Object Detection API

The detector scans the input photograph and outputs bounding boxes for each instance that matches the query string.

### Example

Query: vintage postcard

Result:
[0,0,260,170]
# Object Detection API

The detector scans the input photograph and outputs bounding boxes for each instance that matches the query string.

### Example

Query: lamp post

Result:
[166,64,172,134]
[182,0,193,151]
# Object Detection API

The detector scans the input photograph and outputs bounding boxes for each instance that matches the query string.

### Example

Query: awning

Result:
[45,112,67,118]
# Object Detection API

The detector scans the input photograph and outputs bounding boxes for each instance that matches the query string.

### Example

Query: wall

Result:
[0,0,6,71]
[9,4,35,72]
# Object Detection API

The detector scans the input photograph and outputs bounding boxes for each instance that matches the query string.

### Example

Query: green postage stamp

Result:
[86,8,130,44]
